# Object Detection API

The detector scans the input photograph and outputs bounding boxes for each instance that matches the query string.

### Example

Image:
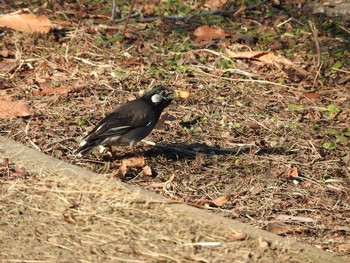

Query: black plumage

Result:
[75,86,175,157]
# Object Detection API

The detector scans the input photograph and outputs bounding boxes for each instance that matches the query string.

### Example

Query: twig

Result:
[190,65,295,89]
[111,0,117,20]
[308,20,321,68]
[312,61,323,89]
[123,0,137,35]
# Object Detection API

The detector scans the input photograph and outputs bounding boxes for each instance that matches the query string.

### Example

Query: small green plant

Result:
[319,104,341,119]
[332,60,343,69]
[323,141,336,150]
[287,104,303,112]
[323,128,349,150]
[77,119,86,126]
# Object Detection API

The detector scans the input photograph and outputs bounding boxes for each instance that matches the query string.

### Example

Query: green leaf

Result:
[77,119,86,126]
[179,5,190,15]
[326,104,341,118]
[327,104,340,113]
[287,104,303,112]
[332,61,343,69]
[326,128,338,136]
[323,142,337,150]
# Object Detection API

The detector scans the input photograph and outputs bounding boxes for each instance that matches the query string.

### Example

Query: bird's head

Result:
[142,86,190,109]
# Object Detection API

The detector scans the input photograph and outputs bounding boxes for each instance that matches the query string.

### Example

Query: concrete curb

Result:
[0,136,347,263]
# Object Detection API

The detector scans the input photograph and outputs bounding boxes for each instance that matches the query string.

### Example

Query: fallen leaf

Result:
[225,49,308,76]
[33,83,86,96]
[123,157,145,167]
[0,12,52,33]
[143,4,156,15]
[287,166,298,178]
[302,92,319,99]
[213,195,230,207]
[266,222,295,235]
[193,25,230,42]
[205,0,228,10]
[142,165,153,176]
[33,87,71,96]
[0,50,9,57]
[0,100,34,118]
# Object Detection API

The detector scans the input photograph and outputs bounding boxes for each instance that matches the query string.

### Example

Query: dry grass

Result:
[0,173,302,262]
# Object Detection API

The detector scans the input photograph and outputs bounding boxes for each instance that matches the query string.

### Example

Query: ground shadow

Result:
[134,142,297,160]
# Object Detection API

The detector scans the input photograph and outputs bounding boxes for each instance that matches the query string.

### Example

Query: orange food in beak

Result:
[175,89,190,99]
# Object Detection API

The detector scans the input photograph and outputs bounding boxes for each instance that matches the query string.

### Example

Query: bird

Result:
[75,86,189,157]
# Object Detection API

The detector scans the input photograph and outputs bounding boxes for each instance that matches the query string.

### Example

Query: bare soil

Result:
[1,0,349,260]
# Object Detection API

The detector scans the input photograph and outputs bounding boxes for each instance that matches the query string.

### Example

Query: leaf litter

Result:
[0,0,349,260]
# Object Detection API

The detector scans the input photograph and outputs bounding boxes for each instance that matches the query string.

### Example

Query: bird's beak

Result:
[173,89,190,99]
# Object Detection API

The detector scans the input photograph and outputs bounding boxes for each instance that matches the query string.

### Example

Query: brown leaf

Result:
[0,49,9,57]
[143,4,155,15]
[0,100,34,118]
[33,87,72,96]
[302,92,319,99]
[266,222,295,235]
[142,165,153,176]
[113,157,145,179]
[193,25,230,42]
[123,157,145,167]
[213,195,230,207]
[0,12,52,33]
[287,166,298,178]
[205,0,228,10]
[225,50,308,76]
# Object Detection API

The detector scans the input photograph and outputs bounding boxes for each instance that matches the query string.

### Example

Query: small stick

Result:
[122,0,137,36]
[308,21,321,68]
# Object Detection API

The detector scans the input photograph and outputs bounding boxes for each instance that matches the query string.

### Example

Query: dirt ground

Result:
[0,0,349,260]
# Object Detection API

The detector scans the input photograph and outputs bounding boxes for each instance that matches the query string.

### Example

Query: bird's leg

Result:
[106,145,118,158]
[130,141,142,158]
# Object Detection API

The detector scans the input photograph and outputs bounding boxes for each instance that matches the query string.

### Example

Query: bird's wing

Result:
[84,99,155,140]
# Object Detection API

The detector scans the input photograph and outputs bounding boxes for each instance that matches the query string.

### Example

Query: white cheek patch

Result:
[151,94,163,104]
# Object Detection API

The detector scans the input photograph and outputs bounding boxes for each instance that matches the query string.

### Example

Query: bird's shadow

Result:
[114,142,297,161]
